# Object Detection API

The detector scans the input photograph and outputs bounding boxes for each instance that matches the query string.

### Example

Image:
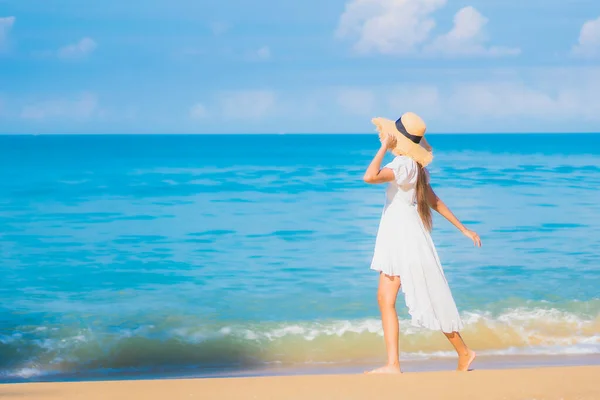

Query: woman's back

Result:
[384,156,423,208]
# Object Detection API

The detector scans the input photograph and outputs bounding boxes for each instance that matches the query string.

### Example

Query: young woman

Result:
[363,112,481,374]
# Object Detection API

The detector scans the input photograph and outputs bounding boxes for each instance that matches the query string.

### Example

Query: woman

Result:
[363,112,481,374]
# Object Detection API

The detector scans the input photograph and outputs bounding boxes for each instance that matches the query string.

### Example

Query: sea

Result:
[0,133,599,383]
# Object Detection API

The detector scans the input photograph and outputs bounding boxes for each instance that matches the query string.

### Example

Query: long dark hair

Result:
[416,163,432,231]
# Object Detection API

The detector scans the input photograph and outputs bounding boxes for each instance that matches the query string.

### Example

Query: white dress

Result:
[370,156,464,333]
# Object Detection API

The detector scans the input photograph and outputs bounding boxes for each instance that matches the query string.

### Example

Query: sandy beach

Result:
[2,365,598,400]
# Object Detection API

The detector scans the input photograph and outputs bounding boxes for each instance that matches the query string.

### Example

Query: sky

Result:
[1,0,600,134]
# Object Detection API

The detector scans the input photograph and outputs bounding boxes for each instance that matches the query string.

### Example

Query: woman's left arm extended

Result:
[426,184,482,247]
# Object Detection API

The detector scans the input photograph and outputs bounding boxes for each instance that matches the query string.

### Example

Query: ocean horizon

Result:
[2,132,600,136]
[1,133,599,383]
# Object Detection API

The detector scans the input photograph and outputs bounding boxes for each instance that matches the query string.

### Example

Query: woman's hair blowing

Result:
[416,163,432,231]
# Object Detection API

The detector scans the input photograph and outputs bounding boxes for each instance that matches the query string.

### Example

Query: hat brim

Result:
[372,117,433,167]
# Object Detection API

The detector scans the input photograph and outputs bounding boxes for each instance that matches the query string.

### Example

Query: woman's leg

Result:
[367,273,402,374]
[444,331,476,371]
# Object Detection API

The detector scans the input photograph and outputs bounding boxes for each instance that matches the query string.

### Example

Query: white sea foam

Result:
[2,307,598,381]
[207,307,600,356]
[6,368,42,379]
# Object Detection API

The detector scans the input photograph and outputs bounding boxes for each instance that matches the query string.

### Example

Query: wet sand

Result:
[2,365,598,400]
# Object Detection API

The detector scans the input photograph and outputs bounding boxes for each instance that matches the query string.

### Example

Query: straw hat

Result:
[372,112,433,167]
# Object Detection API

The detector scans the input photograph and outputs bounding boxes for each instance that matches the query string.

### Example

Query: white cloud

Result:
[335,0,518,57]
[336,0,445,55]
[388,85,441,116]
[331,71,600,132]
[447,83,553,118]
[572,16,600,58]
[190,103,208,119]
[188,91,277,123]
[264,68,600,132]
[426,7,520,57]
[337,88,376,115]
[57,37,97,59]
[21,93,98,120]
[0,16,16,52]
[218,90,277,120]
[445,80,600,122]
[182,69,600,133]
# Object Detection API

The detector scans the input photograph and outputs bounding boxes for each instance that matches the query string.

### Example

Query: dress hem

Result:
[370,265,464,334]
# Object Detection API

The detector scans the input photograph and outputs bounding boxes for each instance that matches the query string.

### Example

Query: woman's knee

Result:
[377,291,396,308]
[377,274,400,307]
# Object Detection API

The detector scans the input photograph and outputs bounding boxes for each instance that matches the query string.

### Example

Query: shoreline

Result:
[2,365,598,400]
[4,353,600,384]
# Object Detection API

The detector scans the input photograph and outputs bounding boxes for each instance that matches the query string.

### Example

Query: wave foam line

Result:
[1,307,598,380]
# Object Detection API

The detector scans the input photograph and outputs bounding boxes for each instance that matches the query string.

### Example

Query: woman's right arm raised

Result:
[363,136,395,184]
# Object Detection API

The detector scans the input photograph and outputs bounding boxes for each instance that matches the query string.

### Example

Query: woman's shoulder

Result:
[392,155,417,169]
[392,156,427,179]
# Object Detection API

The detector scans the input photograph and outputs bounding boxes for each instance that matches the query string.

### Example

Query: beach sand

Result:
[2,365,598,400]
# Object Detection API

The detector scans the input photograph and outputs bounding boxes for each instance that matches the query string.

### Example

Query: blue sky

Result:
[1,0,600,133]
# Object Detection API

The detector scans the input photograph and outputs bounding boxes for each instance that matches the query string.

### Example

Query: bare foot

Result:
[365,364,402,374]
[457,350,476,372]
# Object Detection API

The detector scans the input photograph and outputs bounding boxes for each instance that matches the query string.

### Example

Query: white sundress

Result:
[370,156,464,333]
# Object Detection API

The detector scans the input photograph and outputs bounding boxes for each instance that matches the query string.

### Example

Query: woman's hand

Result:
[462,229,482,247]
[426,188,482,247]
[379,133,393,149]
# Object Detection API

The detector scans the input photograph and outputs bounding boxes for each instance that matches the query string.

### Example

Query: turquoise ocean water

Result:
[1,134,599,382]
